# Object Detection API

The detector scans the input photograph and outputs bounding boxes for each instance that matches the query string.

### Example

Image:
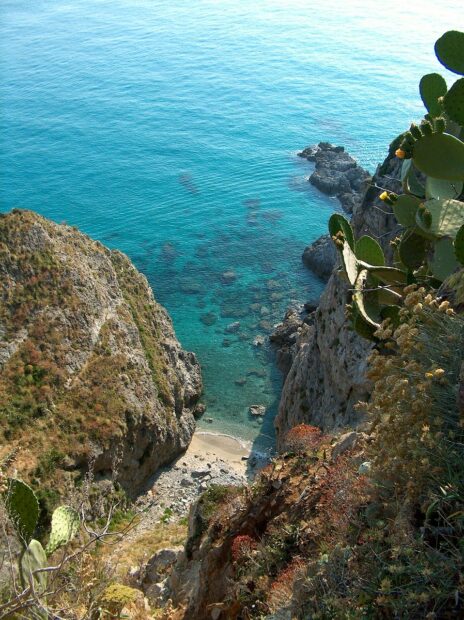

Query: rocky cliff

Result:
[274,141,403,444]
[0,210,202,498]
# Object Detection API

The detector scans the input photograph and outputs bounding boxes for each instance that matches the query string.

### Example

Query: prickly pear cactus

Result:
[45,505,80,555]
[330,29,464,342]
[431,237,459,281]
[456,225,464,265]
[419,73,447,117]
[443,78,464,126]
[20,539,48,593]
[416,198,464,238]
[4,478,39,545]
[355,236,385,266]
[435,30,464,75]
[412,132,464,182]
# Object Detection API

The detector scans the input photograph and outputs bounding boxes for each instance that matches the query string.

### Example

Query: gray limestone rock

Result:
[275,144,402,445]
[298,142,370,215]
[301,234,338,281]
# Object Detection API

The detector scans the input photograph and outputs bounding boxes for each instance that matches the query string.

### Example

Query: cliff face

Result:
[0,210,202,497]
[274,145,403,444]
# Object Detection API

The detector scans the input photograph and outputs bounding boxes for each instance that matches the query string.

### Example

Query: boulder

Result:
[221,270,237,284]
[331,431,360,460]
[200,312,217,326]
[302,234,338,281]
[224,321,241,334]
[298,142,370,214]
[249,405,266,417]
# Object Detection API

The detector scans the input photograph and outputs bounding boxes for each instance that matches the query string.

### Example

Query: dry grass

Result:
[103,520,188,580]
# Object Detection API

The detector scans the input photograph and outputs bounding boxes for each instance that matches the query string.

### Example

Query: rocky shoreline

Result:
[298,142,370,281]
[298,142,370,215]
[139,431,269,519]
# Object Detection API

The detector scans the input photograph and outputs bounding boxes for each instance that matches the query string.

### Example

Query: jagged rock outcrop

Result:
[274,144,403,444]
[299,143,371,283]
[0,210,202,497]
[298,142,371,215]
[301,233,338,280]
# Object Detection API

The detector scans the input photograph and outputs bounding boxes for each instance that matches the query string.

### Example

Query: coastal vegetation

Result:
[163,30,464,618]
[0,27,463,620]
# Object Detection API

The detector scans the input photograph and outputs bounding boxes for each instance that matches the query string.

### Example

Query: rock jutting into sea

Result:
[298,142,371,282]
[301,233,338,281]
[298,141,371,215]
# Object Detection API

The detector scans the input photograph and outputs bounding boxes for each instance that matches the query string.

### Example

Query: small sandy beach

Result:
[186,431,252,476]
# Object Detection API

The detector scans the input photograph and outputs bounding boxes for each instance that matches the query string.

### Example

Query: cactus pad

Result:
[393,194,421,227]
[340,240,359,286]
[328,213,355,249]
[425,176,463,201]
[352,311,377,341]
[45,505,80,555]
[400,160,425,197]
[455,225,464,265]
[355,236,385,266]
[435,30,464,76]
[5,478,39,545]
[416,198,463,239]
[364,266,408,285]
[419,73,447,117]
[443,78,464,126]
[353,270,381,329]
[413,132,464,181]
[399,231,428,270]
[20,539,48,594]
[430,237,459,281]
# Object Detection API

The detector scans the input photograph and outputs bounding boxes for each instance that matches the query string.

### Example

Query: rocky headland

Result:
[0,210,203,499]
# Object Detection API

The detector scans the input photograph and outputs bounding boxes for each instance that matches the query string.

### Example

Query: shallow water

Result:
[0,0,459,450]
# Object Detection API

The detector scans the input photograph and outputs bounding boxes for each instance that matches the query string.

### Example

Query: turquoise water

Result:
[0,0,459,449]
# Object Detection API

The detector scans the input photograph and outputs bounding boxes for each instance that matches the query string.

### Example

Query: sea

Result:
[0,0,460,452]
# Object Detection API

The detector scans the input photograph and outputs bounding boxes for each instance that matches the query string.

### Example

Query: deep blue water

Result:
[0,0,460,448]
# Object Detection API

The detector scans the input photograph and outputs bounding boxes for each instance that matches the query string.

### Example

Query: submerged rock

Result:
[200,312,217,326]
[221,270,237,285]
[224,321,241,334]
[220,302,248,319]
[249,405,266,417]
[179,277,203,294]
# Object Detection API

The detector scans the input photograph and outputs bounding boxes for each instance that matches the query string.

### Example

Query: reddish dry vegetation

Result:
[171,429,371,619]
[231,534,258,563]
[283,424,323,452]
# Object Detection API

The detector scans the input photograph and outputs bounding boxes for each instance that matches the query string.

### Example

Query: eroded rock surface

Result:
[298,142,370,214]
[275,144,402,444]
[301,233,338,281]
